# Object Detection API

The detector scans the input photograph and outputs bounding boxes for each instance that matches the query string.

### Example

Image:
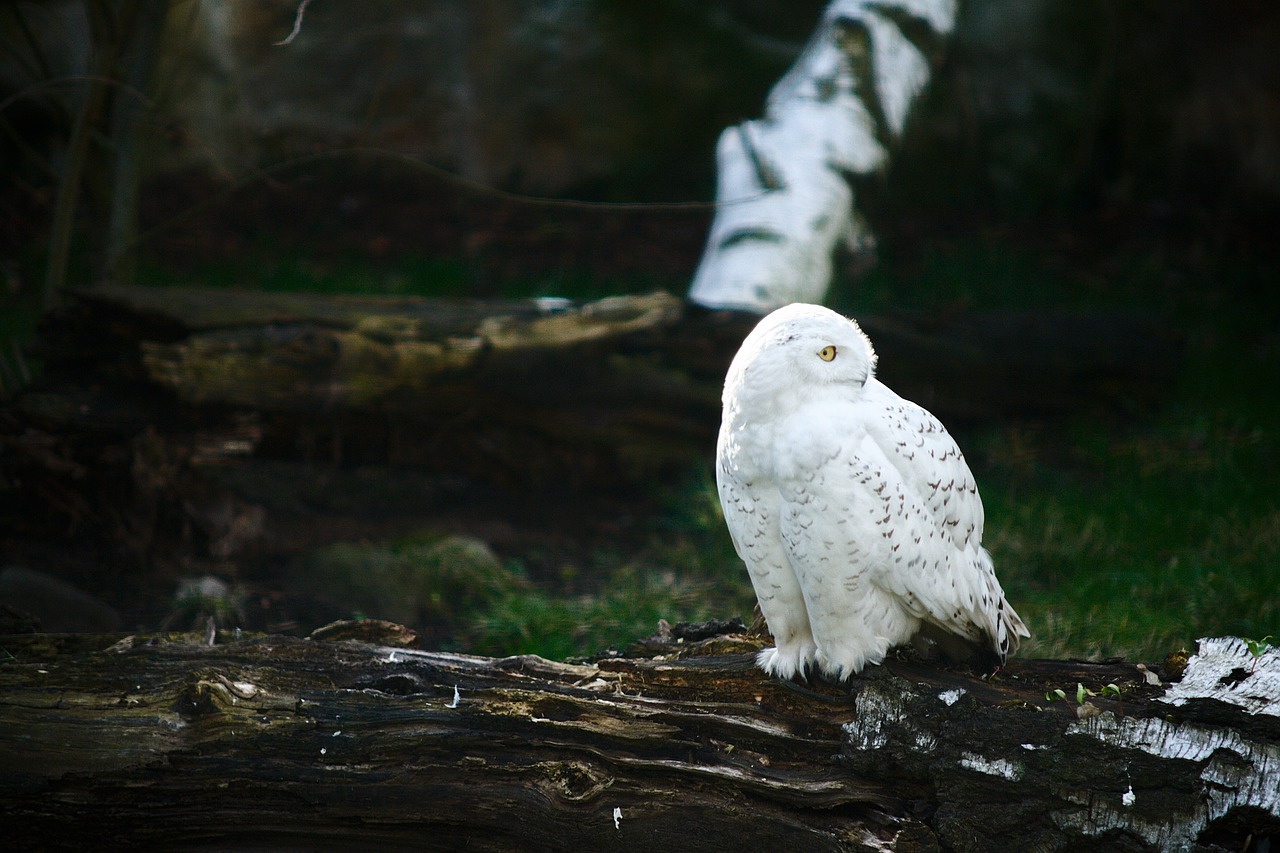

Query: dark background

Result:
[1,1,1277,654]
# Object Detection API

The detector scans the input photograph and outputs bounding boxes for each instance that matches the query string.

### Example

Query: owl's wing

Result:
[857,380,1029,658]
[862,378,984,550]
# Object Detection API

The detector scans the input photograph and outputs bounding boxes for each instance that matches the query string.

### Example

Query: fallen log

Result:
[38,284,1180,426]
[0,626,1275,851]
[10,285,1179,494]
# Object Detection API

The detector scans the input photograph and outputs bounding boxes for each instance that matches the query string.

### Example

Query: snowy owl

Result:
[716,303,1029,680]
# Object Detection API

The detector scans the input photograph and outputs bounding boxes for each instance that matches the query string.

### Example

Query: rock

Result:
[0,565,122,633]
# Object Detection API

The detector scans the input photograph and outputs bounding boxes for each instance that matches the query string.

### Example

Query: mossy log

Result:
[1,627,1276,851]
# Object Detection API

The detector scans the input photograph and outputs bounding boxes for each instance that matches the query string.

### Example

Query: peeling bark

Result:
[688,0,957,312]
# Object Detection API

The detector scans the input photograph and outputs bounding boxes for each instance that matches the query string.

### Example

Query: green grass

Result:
[446,310,1277,664]
[286,470,754,662]
[974,344,1280,661]
[466,471,753,660]
[466,559,749,662]
[463,356,1279,664]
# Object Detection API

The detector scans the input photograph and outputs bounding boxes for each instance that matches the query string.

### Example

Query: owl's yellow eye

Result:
[818,345,837,362]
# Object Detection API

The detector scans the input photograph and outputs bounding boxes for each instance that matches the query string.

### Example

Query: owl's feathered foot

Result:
[756,643,816,681]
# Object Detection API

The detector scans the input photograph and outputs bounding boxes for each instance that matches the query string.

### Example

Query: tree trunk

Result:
[99,0,170,286]
[688,0,957,312]
[1,627,1275,851]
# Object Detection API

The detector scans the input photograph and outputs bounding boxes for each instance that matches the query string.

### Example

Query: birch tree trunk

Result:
[688,0,957,312]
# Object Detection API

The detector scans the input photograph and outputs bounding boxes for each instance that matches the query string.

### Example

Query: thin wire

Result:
[131,145,769,254]
[5,80,769,252]
[274,0,313,47]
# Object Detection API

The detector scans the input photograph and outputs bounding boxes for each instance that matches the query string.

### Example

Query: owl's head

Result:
[725,303,877,402]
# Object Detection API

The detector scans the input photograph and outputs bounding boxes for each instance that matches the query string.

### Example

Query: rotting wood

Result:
[0,628,1275,851]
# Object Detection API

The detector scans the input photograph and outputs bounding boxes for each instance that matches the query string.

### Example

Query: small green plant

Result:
[1244,635,1273,673]
[1044,682,1122,717]
[1043,683,1092,705]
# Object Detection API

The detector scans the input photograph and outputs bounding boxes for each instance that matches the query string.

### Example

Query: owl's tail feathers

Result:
[992,595,1032,663]
[978,550,1031,664]
[916,597,1028,670]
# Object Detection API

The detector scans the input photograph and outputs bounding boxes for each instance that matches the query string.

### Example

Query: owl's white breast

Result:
[723,382,866,482]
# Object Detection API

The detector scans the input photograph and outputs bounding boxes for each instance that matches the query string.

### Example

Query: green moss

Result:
[296,535,525,630]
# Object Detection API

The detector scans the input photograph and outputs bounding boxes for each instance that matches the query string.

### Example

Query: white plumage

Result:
[716,303,1029,680]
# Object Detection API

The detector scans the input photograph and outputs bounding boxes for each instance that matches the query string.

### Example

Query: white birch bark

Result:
[688,0,957,312]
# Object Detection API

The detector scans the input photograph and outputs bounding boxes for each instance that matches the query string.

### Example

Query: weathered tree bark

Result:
[1,627,1275,851]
